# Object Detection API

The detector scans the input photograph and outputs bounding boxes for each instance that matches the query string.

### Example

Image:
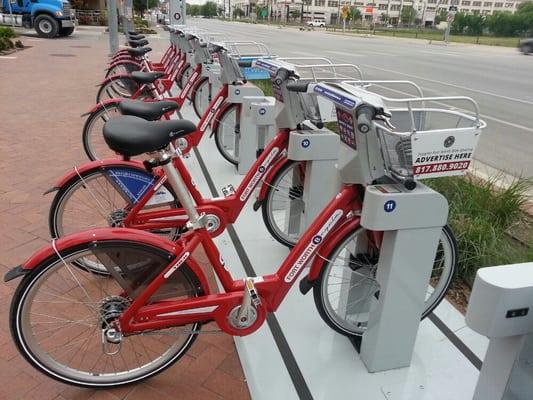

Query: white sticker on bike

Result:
[163,251,190,279]
[200,96,224,132]
[284,209,344,283]
[239,147,280,202]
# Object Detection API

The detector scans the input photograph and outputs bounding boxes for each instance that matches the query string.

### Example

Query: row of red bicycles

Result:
[4,25,484,389]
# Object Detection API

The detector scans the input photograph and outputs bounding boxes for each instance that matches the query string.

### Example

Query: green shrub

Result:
[427,176,532,286]
[14,40,23,48]
[78,15,92,25]
[0,26,16,39]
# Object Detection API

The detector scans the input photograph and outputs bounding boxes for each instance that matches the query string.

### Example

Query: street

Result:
[191,18,533,178]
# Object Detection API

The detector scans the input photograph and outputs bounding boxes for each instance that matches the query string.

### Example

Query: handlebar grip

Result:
[274,68,290,85]
[356,106,376,134]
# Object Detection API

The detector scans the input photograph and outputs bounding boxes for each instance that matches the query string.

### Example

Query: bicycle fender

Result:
[107,59,142,69]
[5,228,211,294]
[83,98,123,116]
[47,159,144,194]
[252,156,291,211]
[306,217,361,282]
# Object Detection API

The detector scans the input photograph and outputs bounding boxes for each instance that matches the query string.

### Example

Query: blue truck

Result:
[1,0,76,38]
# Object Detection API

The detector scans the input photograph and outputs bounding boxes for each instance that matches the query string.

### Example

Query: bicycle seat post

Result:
[157,149,203,229]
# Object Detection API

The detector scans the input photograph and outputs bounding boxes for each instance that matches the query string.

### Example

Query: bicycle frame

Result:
[116,183,362,336]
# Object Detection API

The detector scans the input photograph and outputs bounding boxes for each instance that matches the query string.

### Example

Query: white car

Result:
[306,20,326,27]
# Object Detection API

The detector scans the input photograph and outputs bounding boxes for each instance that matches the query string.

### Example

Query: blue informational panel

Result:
[240,57,272,80]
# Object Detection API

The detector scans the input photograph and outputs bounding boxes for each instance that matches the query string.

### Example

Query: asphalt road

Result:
[190,19,533,179]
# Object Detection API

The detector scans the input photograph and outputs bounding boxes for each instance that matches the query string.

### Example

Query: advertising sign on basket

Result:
[411,129,481,179]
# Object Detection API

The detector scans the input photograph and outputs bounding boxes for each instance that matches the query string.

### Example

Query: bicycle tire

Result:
[192,77,210,120]
[49,167,181,242]
[10,240,203,388]
[96,77,139,103]
[313,225,457,337]
[261,160,306,248]
[213,103,240,166]
[82,103,122,161]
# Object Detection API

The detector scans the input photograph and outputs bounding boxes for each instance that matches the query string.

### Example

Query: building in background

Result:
[222,0,525,25]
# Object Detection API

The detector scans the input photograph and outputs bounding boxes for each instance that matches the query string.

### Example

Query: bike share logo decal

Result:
[444,136,455,148]
[384,200,396,213]
[200,96,224,132]
[163,252,190,279]
[312,236,322,244]
[301,139,310,148]
[181,71,199,98]
[284,209,344,283]
[235,89,241,95]
[259,108,266,115]
[239,147,280,201]
[106,169,155,204]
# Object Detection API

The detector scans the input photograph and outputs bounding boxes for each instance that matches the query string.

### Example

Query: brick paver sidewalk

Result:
[0,27,250,400]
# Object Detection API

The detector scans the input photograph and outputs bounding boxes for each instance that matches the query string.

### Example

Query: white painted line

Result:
[364,50,398,56]
[326,50,363,57]
[0,56,16,59]
[361,63,533,106]
[418,50,461,57]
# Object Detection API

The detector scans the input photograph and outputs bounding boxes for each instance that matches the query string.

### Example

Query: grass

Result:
[248,79,273,96]
[426,176,533,286]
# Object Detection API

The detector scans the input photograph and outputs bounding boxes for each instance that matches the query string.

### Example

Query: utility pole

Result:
[123,0,133,34]
[107,0,119,54]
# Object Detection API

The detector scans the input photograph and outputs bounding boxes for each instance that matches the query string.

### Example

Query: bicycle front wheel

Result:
[213,103,240,165]
[192,77,210,119]
[10,240,203,388]
[262,160,306,248]
[314,225,457,336]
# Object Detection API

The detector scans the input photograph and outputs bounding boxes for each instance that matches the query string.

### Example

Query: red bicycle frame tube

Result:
[114,185,361,336]
[122,129,291,236]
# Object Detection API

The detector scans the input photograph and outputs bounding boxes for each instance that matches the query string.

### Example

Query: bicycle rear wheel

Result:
[313,225,457,336]
[82,103,122,161]
[10,240,204,388]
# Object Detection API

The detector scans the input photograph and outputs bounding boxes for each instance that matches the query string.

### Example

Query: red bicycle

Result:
[82,41,264,164]
[5,88,457,387]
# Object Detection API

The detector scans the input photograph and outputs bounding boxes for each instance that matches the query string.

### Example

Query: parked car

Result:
[306,20,326,28]
[519,38,533,55]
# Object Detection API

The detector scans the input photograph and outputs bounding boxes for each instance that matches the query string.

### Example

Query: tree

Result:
[233,7,245,18]
[517,1,533,14]
[465,14,484,36]
[348,7,362,25]
[400,6,417,25]
[201,1,218,18]
[434,9,448,25]
[133,0,158,13]
[187,4,201,16]
[380,13,389,24]
[291,9,301,21]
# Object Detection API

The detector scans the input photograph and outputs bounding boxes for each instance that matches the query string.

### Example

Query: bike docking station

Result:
[253,58,365,227]
[311,80,485,372]
[161,29,494,399]
[216,42,278,174]
[466,262,533,400]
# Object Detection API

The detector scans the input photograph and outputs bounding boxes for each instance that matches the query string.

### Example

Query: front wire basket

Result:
[337,81,486,181]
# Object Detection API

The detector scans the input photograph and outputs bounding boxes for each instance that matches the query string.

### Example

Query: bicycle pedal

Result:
[221,184,236,197]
